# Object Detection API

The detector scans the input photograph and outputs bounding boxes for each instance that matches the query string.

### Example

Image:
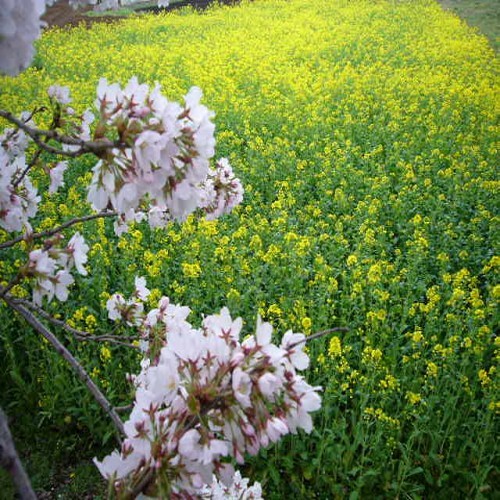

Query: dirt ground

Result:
[42,1,97,28]
[42,0,237,28]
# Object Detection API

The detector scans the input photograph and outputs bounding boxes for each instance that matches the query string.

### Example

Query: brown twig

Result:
[114,404,133,413]
[0,407,36,500]
[6,296,139,349]
[0,211,117,250]
[5,298,125,442]
[12,149,42,189]
[0,273,24,300]
[290,327,349,348]
[0,109,125,158]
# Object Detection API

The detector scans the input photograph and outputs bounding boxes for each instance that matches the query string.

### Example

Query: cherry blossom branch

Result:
[5,298,125,441]
[9,108,51,188]
[7,295,139,349]
[12,149,41,189]
[0,109,126,158]
[0,211,117,250]
[0,407,36,500]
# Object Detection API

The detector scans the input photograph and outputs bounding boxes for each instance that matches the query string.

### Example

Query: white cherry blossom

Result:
[48,161,68,194]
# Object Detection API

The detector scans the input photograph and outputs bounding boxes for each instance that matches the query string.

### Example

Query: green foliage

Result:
[0,0,498,496]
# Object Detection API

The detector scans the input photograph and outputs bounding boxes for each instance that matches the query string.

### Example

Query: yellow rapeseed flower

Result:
[328,337,342,358]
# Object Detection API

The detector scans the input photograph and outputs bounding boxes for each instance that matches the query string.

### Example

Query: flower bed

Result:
[1,0,498,496]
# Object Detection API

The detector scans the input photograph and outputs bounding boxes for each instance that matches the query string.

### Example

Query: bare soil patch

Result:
[42,1,107,28]
[42,0,241,29]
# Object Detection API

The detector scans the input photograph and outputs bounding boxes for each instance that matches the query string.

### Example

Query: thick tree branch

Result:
[0,211,117,250]
[0,407,36,500]
[5,298,125,441]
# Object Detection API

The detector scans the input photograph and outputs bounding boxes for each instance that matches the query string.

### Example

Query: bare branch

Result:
[290,327,349,348]
[0,109,126,158]
[6,296,139,349]
[0,211,117,251]
[5,298,125,441]
[114,404,133,413]
[0,407,37,500]
[0,273,24,300]
[12,149,42,188]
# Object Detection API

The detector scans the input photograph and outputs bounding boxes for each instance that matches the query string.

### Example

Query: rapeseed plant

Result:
[0,0,498,496]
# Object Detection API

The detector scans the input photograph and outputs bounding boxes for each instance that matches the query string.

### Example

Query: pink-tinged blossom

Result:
[79,109,95,141]
[27,239,88,305]
[232,367,252,408]
[110,296,143,326]
[199,471,263,499]
[30,249,57,305]
[47,85,71,105]
[0,1,173,77]
[281,330,309,370]
[246,317,285,364]
[0,149,23,232]
[203,158,244,221]
[147,205,171,229]
[266,418,289,443]
[113,209,146,237]
[29,248,56,276]
[285,378,322,434]
[178,429,229,465]
[66,232,89,275]
[0,148,40,232]
[106,294,127,321]
[48,161,68,194]
[258,372,282,399]
[87,161,110,211]
[255,316,272,346]
[134,276,150,301]
[168,328,207,362]
[96,78,123,112]
[203,306,243,342]
[139,362,179,406]
[93,449,144,481]
[53,269,74,301]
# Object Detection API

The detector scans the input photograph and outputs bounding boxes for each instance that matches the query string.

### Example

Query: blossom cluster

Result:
[0,124,40,233]
[97,280,321,496]
[28,232,89,305]
[199,471,263,499]
[88,77,243,234]
[0,85,86,234]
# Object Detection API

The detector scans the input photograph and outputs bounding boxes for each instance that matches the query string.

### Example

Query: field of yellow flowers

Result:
[0,0,498,496]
